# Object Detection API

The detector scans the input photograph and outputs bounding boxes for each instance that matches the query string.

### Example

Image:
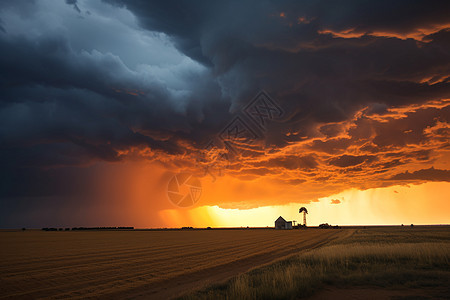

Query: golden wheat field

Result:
[185,226,450,300]
[0,228,348,299]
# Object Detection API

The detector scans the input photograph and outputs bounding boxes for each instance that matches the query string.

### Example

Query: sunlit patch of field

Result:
[0,228,345,299]
[184,226,450,300]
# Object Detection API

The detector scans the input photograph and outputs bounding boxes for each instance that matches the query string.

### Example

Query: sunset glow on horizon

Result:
[0,0,449,229]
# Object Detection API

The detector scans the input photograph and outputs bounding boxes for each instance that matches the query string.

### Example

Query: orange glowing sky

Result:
[83,160,450,228]
[89,98,449,228]
[0,1,449,228]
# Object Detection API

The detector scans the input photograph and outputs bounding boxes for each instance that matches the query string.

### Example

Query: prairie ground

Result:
[0,228,347,299]
[184,226,450,300]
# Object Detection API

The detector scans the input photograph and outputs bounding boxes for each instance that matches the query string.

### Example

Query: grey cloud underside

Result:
[388,167,450,182]
[0,0,449,217]
[106,0,450,145]
[1,0,449,163]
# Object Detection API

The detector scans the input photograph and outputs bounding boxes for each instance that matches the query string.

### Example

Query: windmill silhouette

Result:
[299,207,308,227]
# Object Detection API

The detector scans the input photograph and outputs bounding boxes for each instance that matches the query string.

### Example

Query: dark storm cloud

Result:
[0,18,5,33]
[2,0,449,167]
[0,2,227,165]
[65,0,81,13]
[101,1,450,160]
[263,155,319,171]
[388,167,450,182]
[0,0,227,225]
[328,154,377,168]
[0,0,449,225]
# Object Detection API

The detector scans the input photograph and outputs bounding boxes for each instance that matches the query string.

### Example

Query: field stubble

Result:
[0,228,345,299]
[183,226,450,300]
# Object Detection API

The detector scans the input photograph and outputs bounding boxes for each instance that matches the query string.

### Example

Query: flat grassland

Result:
[185,226,450,300]
[0,228,348,299]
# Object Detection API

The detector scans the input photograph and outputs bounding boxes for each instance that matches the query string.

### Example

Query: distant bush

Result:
[319,223,341,229]
[42,228,57,231]
[319,223,331,228]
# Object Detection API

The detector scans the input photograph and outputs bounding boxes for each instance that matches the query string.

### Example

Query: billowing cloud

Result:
[0,0,449,226]
[388,167,450,182]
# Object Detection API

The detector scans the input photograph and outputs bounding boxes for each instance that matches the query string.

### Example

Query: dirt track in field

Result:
[0,229,352,299]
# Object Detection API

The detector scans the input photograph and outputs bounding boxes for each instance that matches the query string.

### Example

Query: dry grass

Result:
[336,226,450,244]
[183,227,450,300]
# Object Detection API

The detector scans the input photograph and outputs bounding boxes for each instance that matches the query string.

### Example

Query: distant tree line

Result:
[42,227,134,231]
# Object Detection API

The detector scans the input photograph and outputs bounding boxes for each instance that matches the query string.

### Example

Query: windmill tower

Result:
[299,207,308,227]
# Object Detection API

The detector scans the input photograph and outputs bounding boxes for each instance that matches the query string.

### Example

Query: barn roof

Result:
[275,216,286,222]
